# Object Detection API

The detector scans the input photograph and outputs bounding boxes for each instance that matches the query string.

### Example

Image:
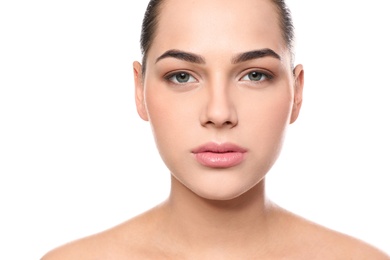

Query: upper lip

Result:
[191,142,247,153]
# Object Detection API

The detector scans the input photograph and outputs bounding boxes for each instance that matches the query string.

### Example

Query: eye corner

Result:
[164,71,199,85]
[239,70,273,82]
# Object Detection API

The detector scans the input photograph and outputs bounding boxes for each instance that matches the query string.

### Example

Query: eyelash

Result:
[164,70,273,85]
[165,71,198,84]
[239,70,274,84]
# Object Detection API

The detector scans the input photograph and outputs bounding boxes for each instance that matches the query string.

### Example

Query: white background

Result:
[0,0,389,259]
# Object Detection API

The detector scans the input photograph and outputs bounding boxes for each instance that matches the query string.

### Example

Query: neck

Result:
[159,176,275,254]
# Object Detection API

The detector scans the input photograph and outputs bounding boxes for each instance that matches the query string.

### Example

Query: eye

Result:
[240,71,270,82]
[167,72,197,84]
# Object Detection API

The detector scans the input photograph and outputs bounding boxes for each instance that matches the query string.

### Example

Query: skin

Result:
[42,0,389,259]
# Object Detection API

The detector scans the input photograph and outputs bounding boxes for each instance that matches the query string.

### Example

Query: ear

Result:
[290,64,304,124]
[133,61,149,121]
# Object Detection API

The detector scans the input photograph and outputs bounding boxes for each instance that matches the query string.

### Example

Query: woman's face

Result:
[134,0,303,200]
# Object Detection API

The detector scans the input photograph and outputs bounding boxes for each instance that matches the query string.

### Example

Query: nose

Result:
[200,81,238,128]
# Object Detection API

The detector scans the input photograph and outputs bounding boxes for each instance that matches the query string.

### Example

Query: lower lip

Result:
[194,152,245,168]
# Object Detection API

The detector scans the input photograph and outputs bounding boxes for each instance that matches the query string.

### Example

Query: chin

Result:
[196,190,248,201]
[180,172,263,201]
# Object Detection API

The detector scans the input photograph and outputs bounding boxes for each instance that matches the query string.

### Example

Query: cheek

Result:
[243,85,293,122]
[241,88,293,152]
[144,86,197,159]
[261,94,292,132]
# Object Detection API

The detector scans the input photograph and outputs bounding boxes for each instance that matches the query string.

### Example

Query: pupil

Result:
[249,72,261,81]
[177,73,189,82]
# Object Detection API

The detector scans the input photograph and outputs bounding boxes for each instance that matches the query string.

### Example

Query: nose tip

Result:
[201,90,238,129]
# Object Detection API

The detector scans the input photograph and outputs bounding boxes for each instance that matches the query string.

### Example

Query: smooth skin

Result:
[42,0,389,259]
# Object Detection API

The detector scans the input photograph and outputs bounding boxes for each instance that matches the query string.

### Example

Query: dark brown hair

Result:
[140,0,295,74]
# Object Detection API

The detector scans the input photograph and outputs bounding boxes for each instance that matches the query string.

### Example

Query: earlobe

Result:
[133,61,149,121]
[290,64,304,124]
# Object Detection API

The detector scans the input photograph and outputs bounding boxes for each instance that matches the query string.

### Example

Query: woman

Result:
[42,0,389,258]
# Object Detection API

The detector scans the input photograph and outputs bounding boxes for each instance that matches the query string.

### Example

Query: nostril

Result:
[205,120,232,126]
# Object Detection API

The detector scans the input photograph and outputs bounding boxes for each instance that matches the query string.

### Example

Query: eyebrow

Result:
[155,48,281,64]
[232,49,281,63]
[156,49,206,64]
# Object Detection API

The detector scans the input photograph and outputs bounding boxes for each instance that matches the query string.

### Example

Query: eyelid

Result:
[164,71,199,84]
[239,69,273,81]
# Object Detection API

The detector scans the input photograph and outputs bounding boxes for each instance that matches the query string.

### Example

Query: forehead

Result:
[150,0,285,60]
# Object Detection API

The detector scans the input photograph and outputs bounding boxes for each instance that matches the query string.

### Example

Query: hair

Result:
[140,0,295,75]
[140,0,164,75]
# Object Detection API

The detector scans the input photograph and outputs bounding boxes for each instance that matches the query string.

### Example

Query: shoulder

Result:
[40,229,136,260]
[276,207,390,259]
[41,234,105,260]
[328,233,389,259]
[316,229,390,259]
[41,207,163,260]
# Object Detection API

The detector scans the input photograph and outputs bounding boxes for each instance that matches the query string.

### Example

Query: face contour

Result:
[134,0,304,200]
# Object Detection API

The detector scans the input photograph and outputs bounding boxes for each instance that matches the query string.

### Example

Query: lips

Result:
[191,142,247,168]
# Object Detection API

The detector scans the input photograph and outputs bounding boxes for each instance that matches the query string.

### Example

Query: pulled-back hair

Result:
[140,0,295,74]
[272,0,294,52]
[140,0,164,75]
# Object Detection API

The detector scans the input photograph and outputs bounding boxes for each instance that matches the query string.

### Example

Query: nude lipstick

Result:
[192,142,247,168]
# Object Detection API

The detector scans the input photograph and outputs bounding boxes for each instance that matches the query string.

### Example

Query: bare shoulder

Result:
[324,230,390,260]
[276,206,390,259]
[41,207,163,260]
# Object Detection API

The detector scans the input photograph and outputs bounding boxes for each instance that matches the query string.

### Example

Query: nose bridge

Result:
[202,75,238,128]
